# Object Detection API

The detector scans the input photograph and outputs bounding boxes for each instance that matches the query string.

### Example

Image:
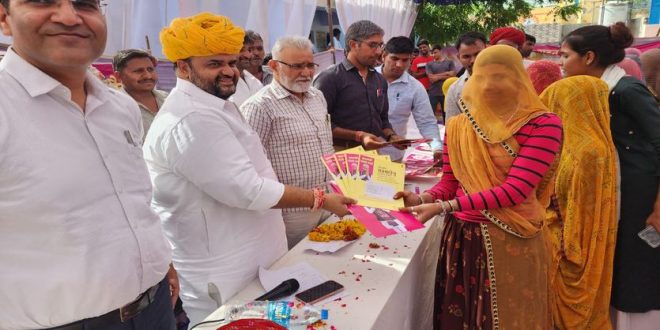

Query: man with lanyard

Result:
[147,13,355,324]
[376,36,441,161]
[444,32,487,121]
[314,20,404,151]
[0,0,176,329]
[113,48,168,137]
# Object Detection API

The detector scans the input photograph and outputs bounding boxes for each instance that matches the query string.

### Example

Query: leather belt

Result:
[48,280,161,330]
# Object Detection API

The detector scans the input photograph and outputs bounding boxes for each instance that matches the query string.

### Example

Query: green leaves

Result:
[413,0,579,46]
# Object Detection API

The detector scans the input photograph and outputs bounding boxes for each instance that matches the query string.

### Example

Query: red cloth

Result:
[526,60,562,95]
[489,27,526,48]
[411,55,434,89]
[617,58,643,81]
[91,63,113,78]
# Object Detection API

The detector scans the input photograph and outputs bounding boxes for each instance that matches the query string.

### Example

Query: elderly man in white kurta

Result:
[145,13,354,324]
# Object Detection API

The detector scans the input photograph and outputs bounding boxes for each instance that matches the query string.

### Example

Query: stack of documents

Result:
[321,147,425,237]
[322,146,404,210]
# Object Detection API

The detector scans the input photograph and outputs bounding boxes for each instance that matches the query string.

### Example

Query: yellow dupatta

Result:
[447,45,554,237]
[540,76,618,330]
[446,45,558,329]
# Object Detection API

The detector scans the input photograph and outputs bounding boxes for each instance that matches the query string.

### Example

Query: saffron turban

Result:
[489,27,525,48]
[160,12,245,62]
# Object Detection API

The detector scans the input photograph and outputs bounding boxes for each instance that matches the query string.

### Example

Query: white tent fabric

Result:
[335,0,419,42]
[0,0,317,59]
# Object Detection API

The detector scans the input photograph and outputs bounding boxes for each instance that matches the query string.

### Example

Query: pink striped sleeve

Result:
[455,113,562,211]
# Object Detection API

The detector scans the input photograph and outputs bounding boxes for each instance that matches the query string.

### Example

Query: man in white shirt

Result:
[445,32,487,121]
[376,36,441,161]
[330,28,344,49]
[0,1,175,329]
[229,32,264,107]
[150,13,355,323]
[242,36,335,248]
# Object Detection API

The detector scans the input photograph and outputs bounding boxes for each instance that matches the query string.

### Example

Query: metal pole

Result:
[326,0,336,64]
[145,35,152,54]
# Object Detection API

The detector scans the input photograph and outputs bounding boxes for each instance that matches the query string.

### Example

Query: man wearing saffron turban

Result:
[145,13,355,323]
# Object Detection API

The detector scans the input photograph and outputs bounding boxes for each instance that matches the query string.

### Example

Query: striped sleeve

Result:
[456,113,563,211]
[425,133,458,201]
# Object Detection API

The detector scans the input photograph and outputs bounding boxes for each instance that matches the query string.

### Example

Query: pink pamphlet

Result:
[330,183,424,238]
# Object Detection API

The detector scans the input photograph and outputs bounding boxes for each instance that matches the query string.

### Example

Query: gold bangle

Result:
[447,200,456,212]
[417,194,424,205]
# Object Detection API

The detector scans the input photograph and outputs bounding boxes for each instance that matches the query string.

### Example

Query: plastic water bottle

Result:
[223,301,328,329]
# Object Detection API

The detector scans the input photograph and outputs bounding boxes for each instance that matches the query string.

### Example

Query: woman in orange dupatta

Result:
[540,76,618,329]
[397,45,562,329]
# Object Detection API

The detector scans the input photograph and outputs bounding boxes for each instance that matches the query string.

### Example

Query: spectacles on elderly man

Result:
[275,60,320,71]
[22,0,104,12]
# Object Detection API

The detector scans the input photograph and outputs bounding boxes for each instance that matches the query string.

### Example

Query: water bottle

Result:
[223,301,328,329]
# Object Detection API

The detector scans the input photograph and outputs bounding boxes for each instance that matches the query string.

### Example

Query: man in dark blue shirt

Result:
[314,20,404,150]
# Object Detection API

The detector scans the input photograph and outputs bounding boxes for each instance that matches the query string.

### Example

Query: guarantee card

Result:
[638,225,660,248]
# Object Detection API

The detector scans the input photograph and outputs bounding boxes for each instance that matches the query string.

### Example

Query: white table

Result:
[199,177,442,330]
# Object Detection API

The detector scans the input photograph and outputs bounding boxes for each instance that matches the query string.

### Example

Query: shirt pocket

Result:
[308,108,332,140]
[121,144,153,193]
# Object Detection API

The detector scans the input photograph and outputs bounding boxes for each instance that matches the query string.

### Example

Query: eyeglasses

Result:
[275,60,319,71]
[22,0,105,13]
[361,41,385,49]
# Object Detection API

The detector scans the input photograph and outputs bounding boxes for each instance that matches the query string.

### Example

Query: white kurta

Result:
[229,70,264,107]
[143,78,287,323]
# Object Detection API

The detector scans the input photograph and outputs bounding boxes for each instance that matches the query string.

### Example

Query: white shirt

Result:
[375,68,440,160]
[143,79,287,316]
[332,36,344,49]
[444,70,470,121]
[0,49,171,329]
[229,70,264,107]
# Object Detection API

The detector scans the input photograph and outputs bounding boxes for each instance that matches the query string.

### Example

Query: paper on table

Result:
[304,238,356,253]
[258,262,349,305]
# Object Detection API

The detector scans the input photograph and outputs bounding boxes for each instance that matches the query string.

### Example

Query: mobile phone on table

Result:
[295,280,344,304]
[638,225,660,248]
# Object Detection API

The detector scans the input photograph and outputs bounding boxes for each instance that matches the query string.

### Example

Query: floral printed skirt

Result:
[434,215,492,330]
